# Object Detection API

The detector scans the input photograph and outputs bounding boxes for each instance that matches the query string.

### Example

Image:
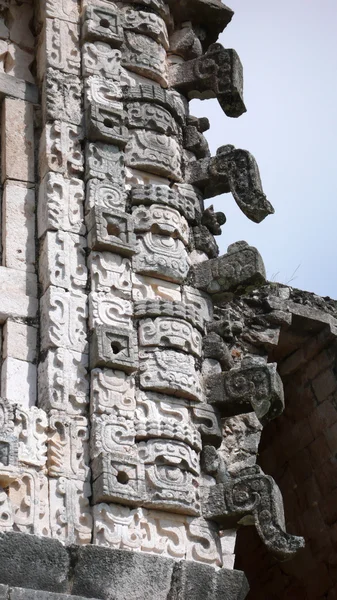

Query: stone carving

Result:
[132,274,182,303]
[38,18,80,78]
[122,32,167,87]
[82,2,124,46]
[125,84,187,124]
[169,24,202,61]
[122,0,171,23]
[85,179,127,213]
[0,469,49,536]
[90,369,136,417]
[135,390,201,451]
[43,69,82,125]
[93,505,222,566]
[90,325,138,373]
[90,414,135,457]
[138,317,202,357]
[182,286,213,324]
[122,7,169,49]
[45,0,79,23]
[139,349,203,401]
[40,122,83,178]
[191,241,266,296]
[38,349,89,415]
[38,174,85,238]
[0,397,14,433]
[49,477,92,544]
[89,252,132,297]
[190,404,222,448]
[0,433,18,468]
[134,299,205,332]
[133,233,190,283]
[15,407,47,468]
[203,462,305,561]
[125,131,182,181]
[132,205,189,245]
[206,357,285,425]
[85,75,123,106]
[39,231,87,293]
[48,412,90,481]
[85,142,125,182]
[169,43,246,118]
[167,0,233,47]
[192,225,219,259]
[89,293,133,330]
[40,288,88,353]
[82,41,121,79]
[202,205,226,235]
[188,145,274,223]
[127,102,180,137]
[86,100,128,147]
[131,184,203,222]
[92,450,145,505]
[87,206,136,256]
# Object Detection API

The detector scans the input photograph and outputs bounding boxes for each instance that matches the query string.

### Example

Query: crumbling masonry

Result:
[0,1,335,599]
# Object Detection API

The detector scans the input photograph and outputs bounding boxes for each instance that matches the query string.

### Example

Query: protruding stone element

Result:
[132,204,189,245]
[169,44,246,118]
[131,183,203,222]
[82,1,124,46]
[206,357,285,425]
[167,0,233,47]
[90,325,138,373]
[38,174,85,238]
[85,96,128,146]
[39,122,83,178]
[38,349,89,415]
[121,0,171,24]
[125,131,182,181]
[203,463,305,561]
[93,505,221,567]
[139,317,202,357]
[188,146,274,223]
[135,390,202,451]
[191,241,266,296]
[48,412,90,481]
[92,450,144,505]
[139,349,203,401]
[39,232,87,293]
[182,286,213,323]
[190,404,222,448]
[203,332,234,371]
[133,233,190,283]
[82,42,121,80]
[90,369,136,417]
[125,84,188,124]
[122,32,167,87]
[202,205,226,235]
[85,179,127,213]
[134,299,206,332]
[87,206,136,256]
[49,477,92,545]
[89,293,133,330]
[43,69,82,125]
[132,274,181,303]
[85,142,125,182]
[90,414,135,457]
[40,288,88,353]
[89,252,131,297]
[169,24,202,61]
[15,406,47,468]
[192,225,219,258]
[127,102,179,136]
[122,6,169,49]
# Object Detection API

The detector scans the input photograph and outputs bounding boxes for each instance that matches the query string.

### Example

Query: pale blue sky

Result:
[190,0,337,298]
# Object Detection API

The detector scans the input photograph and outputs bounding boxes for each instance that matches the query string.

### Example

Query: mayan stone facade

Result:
[0,1,336,599]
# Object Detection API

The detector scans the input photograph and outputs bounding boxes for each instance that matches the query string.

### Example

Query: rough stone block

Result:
[0,267,38,321]
[3,321,37,363]
[1,358,36,408]
[90,325,138,373]
[2,182,35,272]
[1,98,34,183]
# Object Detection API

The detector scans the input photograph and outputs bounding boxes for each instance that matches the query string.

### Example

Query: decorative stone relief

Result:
[82,41,121,79]
[44,0,79,23]
[133,233,190,283]
[90,369,136,417]
[131,184,202,222]
[132,205,189,245]
[139,349,203,401]
[38,173,85,237]
[125,131,182,181]
[15,407,48,468]
[89,252,131,297]
[85,142,125,182]
[138,317,202,357]
[1,469,49,536]
[87,206,136,256]
[49,477,92,545]
[92,450,145,505]
[82,2,124,47]
[38,349,89,415]
[85,178,127,213]
[43,69,82,125]
[90,325,138,373]
[131,274,182,303]
[39,231,87,293]
[85,98,128,147]
[127,102,180,136]
[122,7,169,49]
[39,122,83,178]
[90,414,135,457]
[125,84,187,125]
[40,288,88,353]
[38,18,80,80]
[89,293,133,330]
[122,32,167,87]
[48,412,90,481]
[134,299,205,332]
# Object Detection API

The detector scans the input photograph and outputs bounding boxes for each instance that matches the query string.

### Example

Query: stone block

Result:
[92,451,145,506]
[90,368,135,417]
[138,317,202,357]
[9,589,90,600]
[133,233,190,284]
[39,122,83,179]
[182,286,213,323]
[37,18,80,81]
[0,72,38,104]
[38,348,89,415]
[125,130,182,181]
[2,182,35,272]
[132,273,181,302]
[85,142,125,182]
[48,411,90,481]
[0,267,38,321]
[1,358,36,408]
[125,83,187,125]
[0,532,69,592]
[127,102,179,136]
[191,241,266,296]
[38,173,85,238]
[6,44,34,84]
[171,561,249,600]
[15,405,48,468]
[40,287,88,353]
[49,477,92,545]
[90,413,135,457]
[90,325,138,373]
[89,293,132,330]
[82,41,121,80]
[134,299,205,332]
[82,1,124,46]
[85,100,128,147]
[89,252,131,297]
[85,178,127,214]
[122,31,168,87]
[1,98,34,183]
[3,321,37,363]
[167,0,233,47]
[87,206,136,256]
[39,231,87,294]
[8,2,34,49]
[132,204,189,245]
[43,0,79,23]
[122,6,169,48]
[42,69,82,125]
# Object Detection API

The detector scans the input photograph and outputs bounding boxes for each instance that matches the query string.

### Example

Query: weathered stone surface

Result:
[132,204,189,245]
[40,287,87,353]
[49,478,92,545]
[125,84,187,125]
[192,225,219,258]
[188,146,274,223]
[167,0,234,47]
[0,72,38,104]
[89,252,131,297]
[39,232,87,293]
[82,1,124,46]
[38,174,85,237]
[87,206,136,256]
[48,411,89,480]
[133,233,190,283]
[39,122,83,178]
[43,69,82,125]
[37,18,80,80]
[1,358,37,409]
[203,332,234,371]
[127,102,179,136]
[190,403,222,448]
[125,131,182,181]
[0,268,38,321]
[182,286,213,324]
[82,42,121,80]
[2,98,34,183]
[122,32,167,87]
[131,183,203,222]
[90,369,135,417]
[15,406,47,468]
[191,241,266,295]
[90,325,138,373]
[91,414,135,457]
[85,142,125,182]
[85,99,128,147]
[202,205,226,235]
[169,44,245,118]
[3,322,37,363]
[206,357,285,425]
[92,450,144,505]
[134,299,205,332]
[139,317,202,357]
[132,274,181,302]
[85,178,127,213]
[122,6,169,48]
[2,183,35,272]
[169,24,202,61]
[171,561,249,600]
[89,293,132,331]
